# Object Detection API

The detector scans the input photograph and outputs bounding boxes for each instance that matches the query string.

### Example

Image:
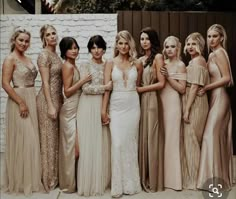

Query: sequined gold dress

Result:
[36,49,63,191]
[4,58,43,195]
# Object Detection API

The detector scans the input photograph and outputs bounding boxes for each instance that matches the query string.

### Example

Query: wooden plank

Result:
[169,11,180,38]
[150,11,160,35]
[141,11,151,29]
[123,11,133,34]
[117,11,124,32]
[132,11,142,55]
[159,12,169,48]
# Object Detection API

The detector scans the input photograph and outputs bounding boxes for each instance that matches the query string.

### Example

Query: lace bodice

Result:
[112,65,137,91]
[79,60,105,95]
[12,59,38,87]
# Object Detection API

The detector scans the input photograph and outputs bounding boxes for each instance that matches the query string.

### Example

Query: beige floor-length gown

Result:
[181,62,209,190]
[160,69,186,190]
[3,59,43,195]
[37,49,63,191]
[197,49,234,190]
[59,68,81,192]
[139,64,164,192]
[77,60,111,196]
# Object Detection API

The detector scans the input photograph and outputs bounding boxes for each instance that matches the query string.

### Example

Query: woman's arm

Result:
[163,62,186,94]
[2,56,29,118]
[137,54,165,93]
[101,60,113,124]
[204,49,232,91]
[37,52,57,119]
[183,84,199,123]
[135,60,143,86]
[80,63,112,95]
[62,63,92,98]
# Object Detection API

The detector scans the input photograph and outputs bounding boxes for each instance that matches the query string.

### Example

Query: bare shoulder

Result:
[134,59,142,69]
[214,48,228,61]
[177,60,186,72]
[154,53,164,61]
[192,56,207,68]
[3,54,15,65]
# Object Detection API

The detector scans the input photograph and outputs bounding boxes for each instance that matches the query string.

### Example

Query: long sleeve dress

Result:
[76,60,111,196]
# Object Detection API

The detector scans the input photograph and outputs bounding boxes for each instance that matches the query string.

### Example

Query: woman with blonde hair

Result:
[102,30,143,197]
[197,24,234,191]
[160,35,186,190]
[2,27,43,195]
[37,24,63,191]
[181,32,209,190]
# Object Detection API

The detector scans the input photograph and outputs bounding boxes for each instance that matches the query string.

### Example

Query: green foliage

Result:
[52,0,234,13]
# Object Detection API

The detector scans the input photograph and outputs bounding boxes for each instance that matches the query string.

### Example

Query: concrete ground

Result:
[1,186,236,199]
[1,153,236,199]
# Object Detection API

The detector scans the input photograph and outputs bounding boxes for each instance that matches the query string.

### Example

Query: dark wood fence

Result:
[118,11,236,153]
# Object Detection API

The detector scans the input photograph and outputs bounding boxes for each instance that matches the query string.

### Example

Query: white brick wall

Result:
[0,14,117,152]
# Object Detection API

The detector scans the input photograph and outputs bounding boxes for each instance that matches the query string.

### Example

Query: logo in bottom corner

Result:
[202,177,230,199]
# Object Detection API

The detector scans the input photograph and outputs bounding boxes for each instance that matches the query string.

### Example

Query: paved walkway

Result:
[1,185,236,199]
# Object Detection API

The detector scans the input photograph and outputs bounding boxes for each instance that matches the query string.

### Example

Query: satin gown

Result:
[197,49,234,190]
[3,59,43,195]
[139,64,164,192]
[160,69,186,190]
[36,49,63,191]
[77,60,111,196]
[181,62,209,190]
[109,64,141,197]
[59,68,81,192]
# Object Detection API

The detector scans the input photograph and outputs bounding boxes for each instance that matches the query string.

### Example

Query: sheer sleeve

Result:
[37,50,51,68]
[187,64,209,86]
[79,62,105,95]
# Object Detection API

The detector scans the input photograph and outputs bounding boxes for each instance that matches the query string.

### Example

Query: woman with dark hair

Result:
[76,35,112,196]
[37,24,63,191]
[58,37,91,192]
[2,27,43,195]
[137,27,165,192]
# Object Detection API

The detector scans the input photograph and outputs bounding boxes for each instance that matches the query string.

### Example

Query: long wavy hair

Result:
[114,30,137,63]
[139,27,160,68]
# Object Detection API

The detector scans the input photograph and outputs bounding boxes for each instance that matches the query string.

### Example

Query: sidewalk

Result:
[1,185,236,199]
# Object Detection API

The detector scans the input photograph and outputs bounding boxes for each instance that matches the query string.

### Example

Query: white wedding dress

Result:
[109,65,141,197]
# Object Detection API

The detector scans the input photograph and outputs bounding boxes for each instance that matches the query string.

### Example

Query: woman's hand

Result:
[183,110,190,123]
[136,86,143,93]
[82,73,92,84]
[19,101,29,118]
[197,87,206,96]
[104,81,113,91]
[160,66,168,77]
[102,112,110,125]
[48,105,57,119]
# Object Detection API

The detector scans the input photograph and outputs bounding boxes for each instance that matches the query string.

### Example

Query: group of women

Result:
[1,23,234,197]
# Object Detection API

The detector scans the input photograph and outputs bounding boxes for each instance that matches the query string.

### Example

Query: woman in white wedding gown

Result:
[102,30,143,198]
